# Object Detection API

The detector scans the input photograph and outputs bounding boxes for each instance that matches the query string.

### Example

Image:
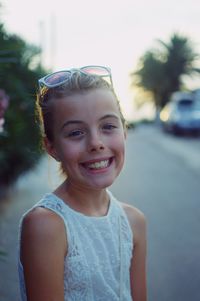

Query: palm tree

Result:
[131,33,200,111]
[160,34,199,93]
[133,51,167,109]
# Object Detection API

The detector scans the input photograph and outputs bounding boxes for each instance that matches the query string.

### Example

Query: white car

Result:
[160,92,200,135]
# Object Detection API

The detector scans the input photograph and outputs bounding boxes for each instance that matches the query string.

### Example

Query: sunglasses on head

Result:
[38,65,113,89]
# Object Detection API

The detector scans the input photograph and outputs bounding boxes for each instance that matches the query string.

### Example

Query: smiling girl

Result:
[18,66,147,301]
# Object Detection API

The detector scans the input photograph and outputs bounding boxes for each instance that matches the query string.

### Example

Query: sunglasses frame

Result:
[38,65,113,89]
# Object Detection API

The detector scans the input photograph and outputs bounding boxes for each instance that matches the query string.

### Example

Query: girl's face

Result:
[46,89,126,191]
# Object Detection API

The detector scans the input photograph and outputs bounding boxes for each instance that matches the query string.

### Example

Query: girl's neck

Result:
[54,180,110,217]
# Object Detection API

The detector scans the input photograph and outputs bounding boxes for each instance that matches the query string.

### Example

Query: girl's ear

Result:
[43,137,60,162]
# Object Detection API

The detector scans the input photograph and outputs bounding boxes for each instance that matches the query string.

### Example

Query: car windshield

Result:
[178,99,194,110]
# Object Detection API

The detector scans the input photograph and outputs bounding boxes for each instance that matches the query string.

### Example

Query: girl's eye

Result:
[67,130,84,138]
[103,124,117,130]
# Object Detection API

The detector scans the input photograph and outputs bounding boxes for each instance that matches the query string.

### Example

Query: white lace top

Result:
[18,191,133,301]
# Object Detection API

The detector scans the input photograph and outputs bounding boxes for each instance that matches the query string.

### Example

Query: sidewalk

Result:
[0,156,61,301]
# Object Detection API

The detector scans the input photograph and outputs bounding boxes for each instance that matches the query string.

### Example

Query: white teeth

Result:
[87,160,109,169]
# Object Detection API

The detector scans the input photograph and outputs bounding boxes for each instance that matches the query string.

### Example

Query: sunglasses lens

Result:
[81,66,110,77]
[44,71,71,86]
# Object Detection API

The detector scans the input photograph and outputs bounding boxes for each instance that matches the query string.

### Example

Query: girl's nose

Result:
[87,132,105,152]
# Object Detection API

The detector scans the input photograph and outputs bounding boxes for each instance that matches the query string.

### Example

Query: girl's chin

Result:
[84,176,116,190]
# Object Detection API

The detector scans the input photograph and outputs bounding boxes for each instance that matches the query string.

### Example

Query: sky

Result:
[1,0,200,120]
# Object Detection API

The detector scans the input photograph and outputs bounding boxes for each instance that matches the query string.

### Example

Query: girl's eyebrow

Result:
[61,120,83,130]
[99,114,119,121]
[61,114,119,130]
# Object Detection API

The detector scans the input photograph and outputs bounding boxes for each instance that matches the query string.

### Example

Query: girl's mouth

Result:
[82,157,113,170]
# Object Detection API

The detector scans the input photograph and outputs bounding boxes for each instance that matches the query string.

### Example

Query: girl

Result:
[18,66,147,301]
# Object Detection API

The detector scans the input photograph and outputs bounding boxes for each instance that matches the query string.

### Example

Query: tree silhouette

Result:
[131,33,200,111]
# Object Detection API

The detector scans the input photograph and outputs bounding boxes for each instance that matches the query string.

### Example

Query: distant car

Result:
[160,92,200,135]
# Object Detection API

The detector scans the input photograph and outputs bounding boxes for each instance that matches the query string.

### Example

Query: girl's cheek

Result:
[62,142,84,157]
[112,133,125,145]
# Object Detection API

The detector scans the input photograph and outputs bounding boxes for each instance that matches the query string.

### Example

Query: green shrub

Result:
[0,23,47,194]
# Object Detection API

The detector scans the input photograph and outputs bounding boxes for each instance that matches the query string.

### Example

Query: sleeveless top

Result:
[18,191,133,301]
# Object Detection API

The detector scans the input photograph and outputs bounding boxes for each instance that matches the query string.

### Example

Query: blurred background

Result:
[0,0,200,300]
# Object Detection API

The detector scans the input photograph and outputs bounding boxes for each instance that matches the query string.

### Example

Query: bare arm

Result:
[123,204,147,301]
[20,207,67,301]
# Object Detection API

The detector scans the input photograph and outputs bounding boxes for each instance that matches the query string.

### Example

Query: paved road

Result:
[0,124,200,301]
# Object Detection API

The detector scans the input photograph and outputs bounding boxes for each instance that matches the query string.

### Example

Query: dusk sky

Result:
[2,0,200,119]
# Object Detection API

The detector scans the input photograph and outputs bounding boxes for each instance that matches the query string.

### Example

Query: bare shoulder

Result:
[22,207,66,239]
[21,207,67,263]
[122,202,146,227]
[121,202,147,245]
